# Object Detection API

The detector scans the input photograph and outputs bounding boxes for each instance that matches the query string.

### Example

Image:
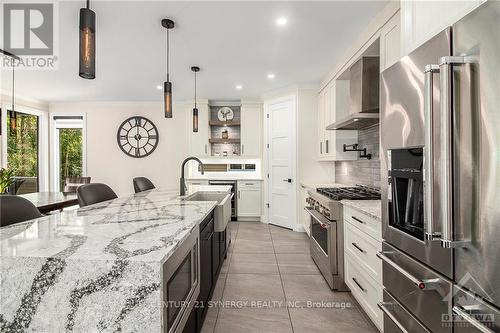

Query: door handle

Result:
[423,64,440,242]
[325,139,329,154]
[439,56,474,249]
[377,251,443,291]
[282,179,292,183]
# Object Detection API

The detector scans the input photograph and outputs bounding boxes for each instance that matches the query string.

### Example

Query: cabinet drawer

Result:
[345,221,382,284]
[344,207,381,241]
[237,181,261,189]
[186,180,209,186]
[345,253,383,331]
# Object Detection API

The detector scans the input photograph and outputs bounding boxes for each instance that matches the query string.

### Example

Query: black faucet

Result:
[180,156,204,196]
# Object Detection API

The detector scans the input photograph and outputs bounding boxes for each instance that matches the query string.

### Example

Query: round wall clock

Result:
[217,107,234,121]
[117,116,159,158]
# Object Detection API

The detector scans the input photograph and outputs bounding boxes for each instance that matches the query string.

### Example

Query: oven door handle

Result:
[304,207,331,229]
[377,251,442,291]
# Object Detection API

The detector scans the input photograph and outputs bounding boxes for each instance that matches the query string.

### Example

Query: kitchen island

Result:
[0,186,231,333]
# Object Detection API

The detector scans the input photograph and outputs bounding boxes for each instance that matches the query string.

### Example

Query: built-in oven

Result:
[305,207,347,291]
[162,226,199,333]
[384,147,452,278]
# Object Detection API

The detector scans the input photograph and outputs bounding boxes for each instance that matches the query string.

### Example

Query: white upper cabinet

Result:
[318,81,358,161]
[380,10,401,71]
[401,0,484,55]
[188,103,209,157]
[240,103,262,157]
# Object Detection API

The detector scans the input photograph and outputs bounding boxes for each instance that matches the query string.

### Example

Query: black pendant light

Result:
[191,66,200,132]
[161,19,175,118]
[79,0,96,79]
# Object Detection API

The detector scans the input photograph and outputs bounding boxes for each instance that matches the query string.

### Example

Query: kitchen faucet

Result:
[180,156,204,196]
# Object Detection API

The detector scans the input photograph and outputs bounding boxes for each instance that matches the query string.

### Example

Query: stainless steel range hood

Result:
[327,56,379,130]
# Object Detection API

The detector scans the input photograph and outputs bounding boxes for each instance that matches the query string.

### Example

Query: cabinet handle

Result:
[352,277,366,293]
[351,242,365,254]
[238,191,241,199]
[351,216,365,224]
[320,142,323,154]
[205,144,207,154]
[242,144,244,155]
[326,139,329,154]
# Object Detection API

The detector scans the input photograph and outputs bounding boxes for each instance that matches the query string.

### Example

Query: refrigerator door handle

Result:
[452,305,495,333]
[424,64,441,242]
[438,56,474,249]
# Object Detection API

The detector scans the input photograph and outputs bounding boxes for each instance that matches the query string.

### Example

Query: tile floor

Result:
[201,222,378,333]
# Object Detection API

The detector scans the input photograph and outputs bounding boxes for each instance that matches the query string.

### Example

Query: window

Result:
[51,116,86,191]
[6,111,39,194]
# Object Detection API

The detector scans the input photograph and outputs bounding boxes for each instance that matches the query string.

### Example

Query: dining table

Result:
[19,192,79,214]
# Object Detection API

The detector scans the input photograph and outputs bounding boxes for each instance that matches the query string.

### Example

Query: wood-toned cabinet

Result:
[318,81,357,161]
[240,103,262,157]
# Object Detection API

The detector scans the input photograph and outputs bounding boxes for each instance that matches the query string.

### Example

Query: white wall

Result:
[49,101,190,196]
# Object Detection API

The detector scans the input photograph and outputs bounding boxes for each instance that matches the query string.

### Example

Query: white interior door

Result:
[266,96,296,229]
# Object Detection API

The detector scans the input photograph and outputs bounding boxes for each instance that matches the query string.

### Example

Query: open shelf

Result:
[209,138,241,144]
[209,120,241,126]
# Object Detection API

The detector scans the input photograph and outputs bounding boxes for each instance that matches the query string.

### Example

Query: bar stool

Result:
[132,177,155,193]
[76,183,118,207]
[0,195,43,227]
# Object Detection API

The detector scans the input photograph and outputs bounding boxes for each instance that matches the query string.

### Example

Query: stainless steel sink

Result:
[184,191,232,232]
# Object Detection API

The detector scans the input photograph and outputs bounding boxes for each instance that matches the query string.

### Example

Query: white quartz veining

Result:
[0,187,230,333]
[341,200,382,221]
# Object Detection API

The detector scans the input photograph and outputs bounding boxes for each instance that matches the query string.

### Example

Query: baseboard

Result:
[237,216,262,222]
[293,224,306,233]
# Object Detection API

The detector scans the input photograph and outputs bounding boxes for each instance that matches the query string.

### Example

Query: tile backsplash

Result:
[335,124,380,188]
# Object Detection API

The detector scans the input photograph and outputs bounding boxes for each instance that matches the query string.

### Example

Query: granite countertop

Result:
[0,186,230,332]
[341,200,382,222]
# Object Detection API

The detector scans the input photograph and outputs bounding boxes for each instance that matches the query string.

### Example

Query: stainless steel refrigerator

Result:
[380,1,500,332]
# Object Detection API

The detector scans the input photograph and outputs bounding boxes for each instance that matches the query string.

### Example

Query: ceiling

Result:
[4,1,388,103]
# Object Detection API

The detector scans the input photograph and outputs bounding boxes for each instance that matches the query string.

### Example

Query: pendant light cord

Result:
[166,28,170,81]
[86,0,90,9]
[194,71,197,108]
[11,58,15,112]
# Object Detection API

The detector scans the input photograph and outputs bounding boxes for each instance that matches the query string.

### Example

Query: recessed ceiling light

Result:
[267,73,275,79]
[276,17,287,26]
[156,85,163,90]
[235,84,243,90]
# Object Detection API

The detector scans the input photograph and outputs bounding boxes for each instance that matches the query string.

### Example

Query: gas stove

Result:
[316,185,381,201]
[305,184,381,291]
[306,185,380,221]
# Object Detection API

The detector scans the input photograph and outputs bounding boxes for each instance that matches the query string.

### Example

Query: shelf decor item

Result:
[161,18,175,118]
[117,116,159,158]
[191,66,200,132]
[217,107,234,122]
[79,0,96,79]
[222,129,229,139]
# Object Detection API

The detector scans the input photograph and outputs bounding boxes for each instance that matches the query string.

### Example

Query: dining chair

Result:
[132,177,156,193]
[63,176,91,194]
[76,183,118,207]
[0,195,43,227]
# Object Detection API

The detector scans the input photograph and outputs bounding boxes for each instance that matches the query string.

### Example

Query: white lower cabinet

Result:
[237,181,262,219]
[343,206,383,331]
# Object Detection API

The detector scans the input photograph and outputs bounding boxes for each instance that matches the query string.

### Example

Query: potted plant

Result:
[0,167,15,194]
